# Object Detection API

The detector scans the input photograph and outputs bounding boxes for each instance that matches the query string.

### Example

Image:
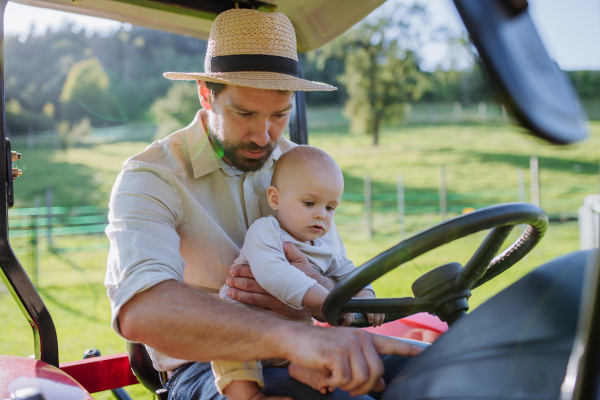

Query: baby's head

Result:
[268,146,344,243]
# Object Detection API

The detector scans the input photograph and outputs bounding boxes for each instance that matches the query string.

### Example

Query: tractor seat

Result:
[127,341,165,394]
[383,250,595,400]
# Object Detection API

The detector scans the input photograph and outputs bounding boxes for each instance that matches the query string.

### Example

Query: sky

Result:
[4,0,600,71]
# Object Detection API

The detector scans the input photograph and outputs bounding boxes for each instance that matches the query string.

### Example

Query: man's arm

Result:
[119,279,423,395]
[119,279,295,362]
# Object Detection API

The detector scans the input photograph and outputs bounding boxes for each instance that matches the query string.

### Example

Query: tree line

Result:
[5,13,598,146]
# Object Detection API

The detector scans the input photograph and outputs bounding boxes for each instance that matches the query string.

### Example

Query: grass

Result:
[1,114,598,399]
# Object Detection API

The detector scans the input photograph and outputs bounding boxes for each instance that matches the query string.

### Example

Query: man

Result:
[105,9,419,400]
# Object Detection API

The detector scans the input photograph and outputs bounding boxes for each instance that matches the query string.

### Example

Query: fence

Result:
[3,179,594,287]
[8,124,157,149]
[305,103,511,129]
[579,194,600,250]
[8,205,109,285]
[7,180,595,260]
[340,165,598,239]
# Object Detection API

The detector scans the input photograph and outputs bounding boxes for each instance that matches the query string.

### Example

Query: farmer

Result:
[105,9,420,400]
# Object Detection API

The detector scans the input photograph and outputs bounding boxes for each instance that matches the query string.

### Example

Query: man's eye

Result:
[239,112,252,117]
[275,113,288,118]
[304,201,314,207]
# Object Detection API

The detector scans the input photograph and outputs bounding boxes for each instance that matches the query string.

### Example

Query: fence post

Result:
[502,104,508,122]
[429,104,437,125]
[397,174,405,240]
[530,156,540,207]
[365,173,373,239]
[404,104,412,125]
[439,165,448,221]
[46,188,53,250]
[28,127,35,149]
[478,102,487,122]
[33,196,40,286]
[54,130,60,150]
[454,102,462,123]
[517,169,526,203]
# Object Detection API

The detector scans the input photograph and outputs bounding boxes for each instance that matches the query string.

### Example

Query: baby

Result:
[213,145,385,400]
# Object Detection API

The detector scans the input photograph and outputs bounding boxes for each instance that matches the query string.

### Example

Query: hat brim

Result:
[163,71,337,92]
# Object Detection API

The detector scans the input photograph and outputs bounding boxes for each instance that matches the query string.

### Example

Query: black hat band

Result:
[209,54,299,77]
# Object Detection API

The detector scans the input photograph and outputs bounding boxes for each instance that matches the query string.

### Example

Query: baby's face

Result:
[273,169,343,243]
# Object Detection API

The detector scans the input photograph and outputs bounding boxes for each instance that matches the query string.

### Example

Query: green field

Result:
[1,117,598,399]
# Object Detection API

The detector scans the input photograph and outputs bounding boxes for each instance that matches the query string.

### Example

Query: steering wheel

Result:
[323,203,548,327]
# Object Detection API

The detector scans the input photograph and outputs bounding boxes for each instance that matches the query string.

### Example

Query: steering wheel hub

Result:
[411,262,471,325]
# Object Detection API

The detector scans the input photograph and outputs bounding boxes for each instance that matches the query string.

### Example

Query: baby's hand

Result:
[366,313,386,327]
[340,313,354,327]
[354,289,386,327]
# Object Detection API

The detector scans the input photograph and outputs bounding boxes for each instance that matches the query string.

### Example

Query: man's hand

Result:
[284,326,423,396]
[227,242,334,320]
[282,242,334,291]
[227,264,314,321]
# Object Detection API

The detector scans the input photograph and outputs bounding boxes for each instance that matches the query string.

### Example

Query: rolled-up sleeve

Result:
[105,167,185,337]
[242,218,317,309]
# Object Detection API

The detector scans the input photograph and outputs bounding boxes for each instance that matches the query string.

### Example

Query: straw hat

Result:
[163,9,336,91]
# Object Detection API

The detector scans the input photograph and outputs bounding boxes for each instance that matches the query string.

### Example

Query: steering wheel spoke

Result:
[455,225,514,290]
[349,313,425,328]
[342,297,432,314]
[475,224,544,288]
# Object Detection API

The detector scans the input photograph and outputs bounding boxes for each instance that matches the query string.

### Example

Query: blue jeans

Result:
[165,355,411,400]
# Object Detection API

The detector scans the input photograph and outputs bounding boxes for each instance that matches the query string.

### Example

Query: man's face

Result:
[201,82,294,172]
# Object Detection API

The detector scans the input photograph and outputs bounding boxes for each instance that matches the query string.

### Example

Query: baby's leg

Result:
[287,364,332,395]
[211,360,264,399]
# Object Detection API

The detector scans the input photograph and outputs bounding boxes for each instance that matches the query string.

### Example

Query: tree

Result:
[56,118,92,151]
[5,24,208,131]
[150,82,200,140]
[59,57,125,125]
[311,4,430,145]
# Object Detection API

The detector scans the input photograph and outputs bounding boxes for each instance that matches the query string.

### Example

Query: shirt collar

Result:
[186,109,286,179]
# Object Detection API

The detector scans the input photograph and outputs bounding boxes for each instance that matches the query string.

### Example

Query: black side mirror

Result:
[454,0,588,145]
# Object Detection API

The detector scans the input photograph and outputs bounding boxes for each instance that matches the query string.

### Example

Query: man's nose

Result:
[250,118,271,147]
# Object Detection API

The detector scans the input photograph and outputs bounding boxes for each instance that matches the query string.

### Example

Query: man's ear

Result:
[197,80,212,111]
[267,186,280,211]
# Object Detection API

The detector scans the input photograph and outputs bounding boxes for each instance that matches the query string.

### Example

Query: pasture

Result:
[1,115,598,399]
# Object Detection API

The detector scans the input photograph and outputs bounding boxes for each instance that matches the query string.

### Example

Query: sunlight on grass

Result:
[1,116,595,399]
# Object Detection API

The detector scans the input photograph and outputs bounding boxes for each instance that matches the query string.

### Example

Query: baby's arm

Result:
[327,241,385,327]
[241,218,319,310]
[302,284,355,326]
[301,283,329,308]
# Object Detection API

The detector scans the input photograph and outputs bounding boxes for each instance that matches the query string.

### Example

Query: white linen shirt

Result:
[104,110,350,371]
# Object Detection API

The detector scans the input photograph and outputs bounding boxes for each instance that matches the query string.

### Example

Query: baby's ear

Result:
[267,186,280,210]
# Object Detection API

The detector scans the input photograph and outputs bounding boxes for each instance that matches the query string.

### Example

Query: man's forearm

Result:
[119,280,424,396]
[119,280,304,362]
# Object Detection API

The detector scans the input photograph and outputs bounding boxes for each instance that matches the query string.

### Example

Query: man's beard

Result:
[209,127,280,173]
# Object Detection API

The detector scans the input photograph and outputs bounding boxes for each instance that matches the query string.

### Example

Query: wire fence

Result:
[6,178,596,285]
[339,183,597,218]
